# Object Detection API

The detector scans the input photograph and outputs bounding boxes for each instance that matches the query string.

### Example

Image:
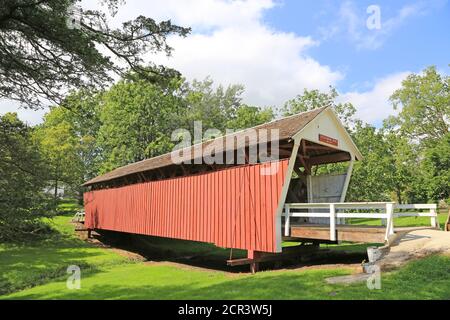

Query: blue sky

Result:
[264,0,449,92]
[2,0,449,126]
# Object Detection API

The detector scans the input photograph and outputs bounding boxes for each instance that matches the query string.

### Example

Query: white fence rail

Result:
[283,202,438,242]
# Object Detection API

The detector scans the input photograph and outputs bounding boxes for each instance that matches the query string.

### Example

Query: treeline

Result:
[1,66,448,241]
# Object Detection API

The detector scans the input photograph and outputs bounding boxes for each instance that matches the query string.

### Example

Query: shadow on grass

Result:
[0,217,126,295]
[93,231,368,274]
[0,245,113,295]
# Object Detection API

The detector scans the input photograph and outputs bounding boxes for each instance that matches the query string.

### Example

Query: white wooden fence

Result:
[283,202,438,242]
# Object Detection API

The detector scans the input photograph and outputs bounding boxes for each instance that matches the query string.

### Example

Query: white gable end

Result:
[293,107,363,160]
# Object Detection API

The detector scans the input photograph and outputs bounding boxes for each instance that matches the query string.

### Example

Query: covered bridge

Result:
[83,106,438,270]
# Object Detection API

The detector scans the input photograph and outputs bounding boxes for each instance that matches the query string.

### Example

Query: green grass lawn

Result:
[3,254,449,300]
[1,203,449,300]
[0,212,128,295]
[349,212,448,229]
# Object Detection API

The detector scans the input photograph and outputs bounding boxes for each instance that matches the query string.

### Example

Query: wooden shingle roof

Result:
[83,106,327,186]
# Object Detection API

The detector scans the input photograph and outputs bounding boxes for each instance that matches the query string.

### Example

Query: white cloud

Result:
[153,25,342,107]
[150,0,342,107]
[339,72,410,124]
[83,0,343,107]
[117,0,275,30]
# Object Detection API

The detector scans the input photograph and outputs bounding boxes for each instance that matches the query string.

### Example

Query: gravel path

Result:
[377,229,450,270]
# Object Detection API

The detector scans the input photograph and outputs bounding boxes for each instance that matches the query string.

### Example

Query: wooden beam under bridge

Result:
[226,243,320,268]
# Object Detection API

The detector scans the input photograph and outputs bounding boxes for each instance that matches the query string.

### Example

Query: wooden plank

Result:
[227,245,319,266]
[304,145,335,152]
[75,227,89,232]
[298,155,311,175]
[290,228,330,240]
[338,229,385,243]
[290,224,386,243]
[307,152,350,165]
[291,224,386,232]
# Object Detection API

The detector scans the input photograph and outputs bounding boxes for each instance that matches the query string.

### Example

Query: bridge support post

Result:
[248,250,261,274]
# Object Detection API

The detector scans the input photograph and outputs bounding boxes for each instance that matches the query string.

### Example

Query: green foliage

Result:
[346,123,393,201]
[33,90,104,201]
[0,113,55,242]
[226,104,274,130]
[422,133,450,203]
[34,108,85,198]
[282,86,357,129]
[182,78,245,136]
[59,89,104,181]
[0,0,190,108]
[388,66,449,147]
[385,66,450,203]
[97,78,184,172]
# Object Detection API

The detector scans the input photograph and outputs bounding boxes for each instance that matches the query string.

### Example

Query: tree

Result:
[34,107,85,199]
[282,86,357,129]
[182,78,245,137]
[382,130,417,204]
[181,78,275,142]
[386,66,450,203]
[388,66,449,147]
[0,0,190,108]
[226,104,274,130]
[96,77,184,172]
[34,89,104,200]
[58,89,103,181]
[0,113,54,241]
[346,123,394,202]
[422,133,450,203]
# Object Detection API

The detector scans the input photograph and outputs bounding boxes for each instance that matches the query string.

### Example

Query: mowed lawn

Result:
[349,210,449,229]
[1,206,449,300]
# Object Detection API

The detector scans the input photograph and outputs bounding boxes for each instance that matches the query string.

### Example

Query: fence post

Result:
[430,206,438,229]
[284,204,290,237]
[381,205,387,226]
[385,203,394,241]
[330,203,336,241]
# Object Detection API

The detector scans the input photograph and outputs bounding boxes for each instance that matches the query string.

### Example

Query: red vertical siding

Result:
[84,159,289,253]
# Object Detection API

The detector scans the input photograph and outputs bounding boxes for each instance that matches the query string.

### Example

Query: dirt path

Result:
[377,229,450,270]
[325,229,450,284]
